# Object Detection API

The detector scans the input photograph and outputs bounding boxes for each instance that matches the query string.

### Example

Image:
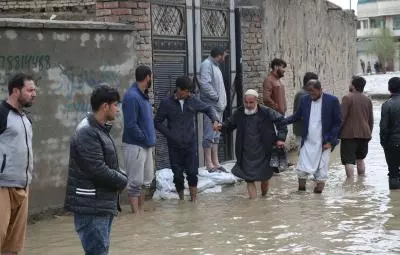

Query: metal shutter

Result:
[153,55,187,170]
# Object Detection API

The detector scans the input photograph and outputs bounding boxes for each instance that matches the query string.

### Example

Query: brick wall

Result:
[96,0,152,66]
[0,0,96,20]
[239,7,265,92]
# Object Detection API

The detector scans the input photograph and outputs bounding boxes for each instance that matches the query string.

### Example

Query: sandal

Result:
[207,167,218,173]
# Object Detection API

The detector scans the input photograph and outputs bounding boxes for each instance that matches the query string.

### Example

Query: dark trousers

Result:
[74,213,114,255]
[168,143,198,192]
[384,145,400,178]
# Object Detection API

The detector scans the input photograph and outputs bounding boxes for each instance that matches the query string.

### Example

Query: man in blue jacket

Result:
[283,79,341,193]
[122,65,156,214]
[155,76,220,202]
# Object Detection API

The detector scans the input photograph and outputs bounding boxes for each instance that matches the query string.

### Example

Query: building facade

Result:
[357,0,400,73]
[1,0,357,213]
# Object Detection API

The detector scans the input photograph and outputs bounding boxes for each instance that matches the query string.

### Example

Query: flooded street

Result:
[24,101,400,255]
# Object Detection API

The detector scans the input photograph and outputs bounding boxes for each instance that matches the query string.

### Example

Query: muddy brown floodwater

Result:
[24,101,400,255]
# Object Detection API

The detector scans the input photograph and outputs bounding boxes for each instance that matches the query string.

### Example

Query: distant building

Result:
[357,0,400,73]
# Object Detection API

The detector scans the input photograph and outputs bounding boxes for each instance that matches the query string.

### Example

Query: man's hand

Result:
[323,143,332,151]
[213,121,221,131]
[276,140,285,148]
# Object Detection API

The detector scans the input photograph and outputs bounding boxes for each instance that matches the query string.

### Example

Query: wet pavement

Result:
[24,101,400,255]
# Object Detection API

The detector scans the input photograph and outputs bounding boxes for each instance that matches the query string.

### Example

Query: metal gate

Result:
[151,0,236,170]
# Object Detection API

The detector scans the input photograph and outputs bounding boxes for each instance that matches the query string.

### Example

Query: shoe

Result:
[207,167,218,173]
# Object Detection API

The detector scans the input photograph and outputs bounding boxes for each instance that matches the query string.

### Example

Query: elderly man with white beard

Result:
[217,89,287,199]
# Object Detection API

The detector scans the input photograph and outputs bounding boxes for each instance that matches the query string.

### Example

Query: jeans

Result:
[168,143,199,192]
[74,213,114,255]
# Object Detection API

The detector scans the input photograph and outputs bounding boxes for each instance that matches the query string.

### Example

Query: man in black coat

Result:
[64,85,127,255]
[380,77,400,190]
[155,76,220,202]
[218,89,287,199]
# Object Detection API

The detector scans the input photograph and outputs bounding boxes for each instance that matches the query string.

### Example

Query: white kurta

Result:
[297,95,331,180]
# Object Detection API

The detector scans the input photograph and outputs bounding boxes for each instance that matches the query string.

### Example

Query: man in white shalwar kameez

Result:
[283,80,341,193]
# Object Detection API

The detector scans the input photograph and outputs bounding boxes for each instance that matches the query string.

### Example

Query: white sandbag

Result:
[154,163,240,200]
[156,168,176,192]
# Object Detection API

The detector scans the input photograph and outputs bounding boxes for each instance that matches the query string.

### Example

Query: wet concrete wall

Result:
[0,19,136,214]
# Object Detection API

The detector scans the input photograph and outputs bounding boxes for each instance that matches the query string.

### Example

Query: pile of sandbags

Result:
[153,162,241,200]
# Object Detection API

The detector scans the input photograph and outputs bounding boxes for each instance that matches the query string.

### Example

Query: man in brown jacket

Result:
[340,76,374,178]
[263,58,288,173]
[263,58,287,115]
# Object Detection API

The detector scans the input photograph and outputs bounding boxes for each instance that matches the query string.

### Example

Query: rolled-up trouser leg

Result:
[185,144,199,187]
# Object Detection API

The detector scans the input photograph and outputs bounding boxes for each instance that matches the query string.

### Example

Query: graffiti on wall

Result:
[47,64,122,127]
[0,55,51,71]
[0,54,126,127]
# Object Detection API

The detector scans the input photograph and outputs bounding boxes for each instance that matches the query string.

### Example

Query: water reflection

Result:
[24,101,400,255]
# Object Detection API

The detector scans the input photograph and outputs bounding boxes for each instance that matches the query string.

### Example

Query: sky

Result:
[328,0,358,13]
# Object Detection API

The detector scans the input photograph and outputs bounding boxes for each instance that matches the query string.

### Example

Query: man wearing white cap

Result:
[218,89,287,198]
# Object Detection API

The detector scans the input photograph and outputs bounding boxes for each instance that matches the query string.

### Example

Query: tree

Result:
[369,28,397,73]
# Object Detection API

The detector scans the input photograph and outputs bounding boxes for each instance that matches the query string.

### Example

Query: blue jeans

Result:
[74,213,114,255]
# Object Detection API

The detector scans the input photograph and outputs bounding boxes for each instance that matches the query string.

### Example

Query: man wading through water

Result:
[155,76,220,202]
[217,89,287,199]
[282,80,341,193]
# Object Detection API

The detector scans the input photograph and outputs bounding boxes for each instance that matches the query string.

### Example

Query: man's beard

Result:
[277,70,284,78]
[147,80,152,89]
[244,108,257,115]
[18,98,33,108]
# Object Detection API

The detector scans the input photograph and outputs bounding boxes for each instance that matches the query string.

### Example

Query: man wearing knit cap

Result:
[218,89,287,199]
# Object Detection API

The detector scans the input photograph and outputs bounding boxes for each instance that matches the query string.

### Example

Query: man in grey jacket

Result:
[380,77,400,190]
[0,73,36,254]
[199,47,227,172]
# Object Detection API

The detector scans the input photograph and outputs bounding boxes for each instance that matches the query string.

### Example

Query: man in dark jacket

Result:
[380,77,400,189]
[293,72,319,148]
[65,85,128,255]
[283,80,341,193]
[219,89,287,199]
[155,76,219,202]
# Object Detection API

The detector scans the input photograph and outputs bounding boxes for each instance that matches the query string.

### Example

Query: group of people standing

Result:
[2,46,400,255]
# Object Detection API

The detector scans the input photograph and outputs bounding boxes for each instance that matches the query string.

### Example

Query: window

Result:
[370,17,385,29]
[394,15,400,30]
[357,21,361,29]
[362,20,369,29]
